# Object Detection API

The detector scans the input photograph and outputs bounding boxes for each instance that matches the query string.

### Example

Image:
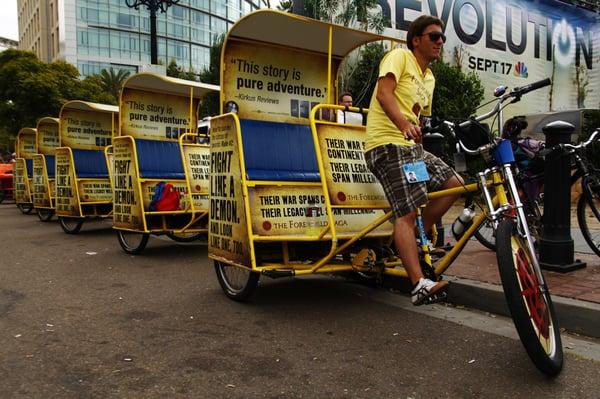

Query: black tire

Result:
[117,230,150,255]
[166,231,204,243]
[577,183,600,257]
[59,217,84,234]
[0,189,5,204]
[496,219,563,376]
[37,209,54,222]
[17,203,33,214]
[214,261,259,301]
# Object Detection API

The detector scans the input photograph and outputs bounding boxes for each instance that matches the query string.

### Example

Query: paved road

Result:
[1,203,600,398]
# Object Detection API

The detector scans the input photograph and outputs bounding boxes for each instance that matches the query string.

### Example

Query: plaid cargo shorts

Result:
[365,143,455,218]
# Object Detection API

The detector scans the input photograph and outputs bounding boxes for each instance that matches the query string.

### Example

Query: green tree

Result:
[429,60,484,121]
[302,0,387,33]
[197,35,224,118]
[100,68,131,103]
[344,42,386,108]
[277,0,293,12]
[166,59,198,81]
[0,49,114,144]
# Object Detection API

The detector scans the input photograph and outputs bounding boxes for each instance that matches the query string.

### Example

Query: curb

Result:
[445,276,600,339]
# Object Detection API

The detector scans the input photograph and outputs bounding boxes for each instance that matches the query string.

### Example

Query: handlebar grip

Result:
[513,78,551,96]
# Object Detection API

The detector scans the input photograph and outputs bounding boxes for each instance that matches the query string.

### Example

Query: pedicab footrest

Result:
[72,149,109,178]
[262,269,296,278]
[45,155,55,178]
[135,139,186,179]
[240,119,320,182]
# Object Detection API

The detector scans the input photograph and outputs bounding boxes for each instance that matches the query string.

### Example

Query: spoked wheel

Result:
[37,209,54,222]
[117,230,150,255]
[59,217,84,234]
[496,219,563,376]
[473,216,497,251]
[17,203,33,214]
[577,184,600,257]
[166,231,204,243]
[214,261,259,301]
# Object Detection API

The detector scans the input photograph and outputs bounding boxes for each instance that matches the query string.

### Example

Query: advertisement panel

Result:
[13,159,31,204]
[208,116,250,266]
[17,132,37,159]
[32,155,51,208]
[316,124,389,207]
[54,149,79,216]
[37,121,59,155]
[380,0,599,116]
[120,90,198,141]
[112,138,144,230]
[182,144,210,203]
[223,40,336,124]
[248,186,393,236]
[60,110,113,150]
[77,180,112,202]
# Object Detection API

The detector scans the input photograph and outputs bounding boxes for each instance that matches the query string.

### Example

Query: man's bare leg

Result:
[394,211,422,285]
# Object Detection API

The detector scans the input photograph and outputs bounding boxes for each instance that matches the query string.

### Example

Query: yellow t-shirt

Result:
[365,48,435,152]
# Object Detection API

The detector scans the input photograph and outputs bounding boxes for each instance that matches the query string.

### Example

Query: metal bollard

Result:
[538,121,586,272]
[423,132,447,247]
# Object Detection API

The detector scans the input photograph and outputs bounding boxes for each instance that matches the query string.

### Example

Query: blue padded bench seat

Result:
[240,119,320,182]
[25,159,33,177]
[135,139,185,179]
[45,155,55,177]
[72,149,108,178]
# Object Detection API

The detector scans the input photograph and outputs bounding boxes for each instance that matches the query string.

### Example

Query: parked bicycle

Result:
[470,125,600,257]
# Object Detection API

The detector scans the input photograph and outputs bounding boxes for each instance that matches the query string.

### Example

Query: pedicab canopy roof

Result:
[226,10,395,59]
[122,72,220,98]
[36,117,60,155]
[59,101,119,150]
[119,73,220,140]
[16,128,37,159]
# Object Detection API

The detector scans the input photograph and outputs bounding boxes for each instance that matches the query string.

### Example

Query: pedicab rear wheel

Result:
[37,209,54,222]
[59,217,84,234]
[117,230,149,255]
[0,189,5,203]
[496,219,563,376]
[17,203,33,214]
[214,261,259,301]
[166,231,204,243]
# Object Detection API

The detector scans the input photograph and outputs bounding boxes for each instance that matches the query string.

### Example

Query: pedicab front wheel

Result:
[37,209,54,222]
[59,217,84,234]
[117,230,149,255]
[17,203,33,214]
[214,261,259,301]
[166,231,204,243]
[496,219,563,376]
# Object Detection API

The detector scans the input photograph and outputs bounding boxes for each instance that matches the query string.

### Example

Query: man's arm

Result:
[376,73,422,142]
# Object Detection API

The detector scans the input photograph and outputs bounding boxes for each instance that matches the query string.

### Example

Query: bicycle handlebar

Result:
[510,78,551,98]
[559,129,600,151]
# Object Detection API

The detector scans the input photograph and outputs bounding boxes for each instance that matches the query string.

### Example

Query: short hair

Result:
[407,15,444,51]
[338,92,353,102]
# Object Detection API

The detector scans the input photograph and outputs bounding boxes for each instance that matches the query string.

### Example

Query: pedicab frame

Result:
[32,117,60,221]
[111,73,219,254]
[13,127,38,214]
[55,101,118,234]
[208,10,415,299]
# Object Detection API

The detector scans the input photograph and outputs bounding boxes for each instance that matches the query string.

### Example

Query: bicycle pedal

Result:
[423,291,448,305]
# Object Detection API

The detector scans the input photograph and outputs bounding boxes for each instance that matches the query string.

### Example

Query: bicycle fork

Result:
[478,164,549,291]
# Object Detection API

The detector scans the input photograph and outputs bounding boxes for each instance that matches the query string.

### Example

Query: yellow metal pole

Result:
[327,26,332,104]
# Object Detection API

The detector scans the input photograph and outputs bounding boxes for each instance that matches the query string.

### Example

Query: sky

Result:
[0,0,19,41]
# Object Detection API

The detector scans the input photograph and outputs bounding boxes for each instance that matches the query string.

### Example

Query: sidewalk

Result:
[442,233,600,338]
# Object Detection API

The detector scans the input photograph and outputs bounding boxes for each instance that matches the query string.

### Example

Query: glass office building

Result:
[18,0,264,77]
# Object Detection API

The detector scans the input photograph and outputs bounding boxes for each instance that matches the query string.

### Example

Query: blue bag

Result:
[149,182,166,211]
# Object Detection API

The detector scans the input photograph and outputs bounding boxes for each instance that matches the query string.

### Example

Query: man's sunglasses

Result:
[420,32,446,43]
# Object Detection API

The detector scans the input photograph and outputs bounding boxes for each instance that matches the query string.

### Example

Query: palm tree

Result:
[99,68,131,103]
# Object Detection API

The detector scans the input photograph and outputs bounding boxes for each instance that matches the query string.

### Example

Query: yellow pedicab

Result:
[112,73,219,254]
[209,10,399,299]
[13,127,38,214]
[32,117,60,221]
[55,101,118,234]
[208,10,565,376]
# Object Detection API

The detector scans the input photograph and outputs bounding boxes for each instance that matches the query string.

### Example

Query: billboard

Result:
[378,0,599,116]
